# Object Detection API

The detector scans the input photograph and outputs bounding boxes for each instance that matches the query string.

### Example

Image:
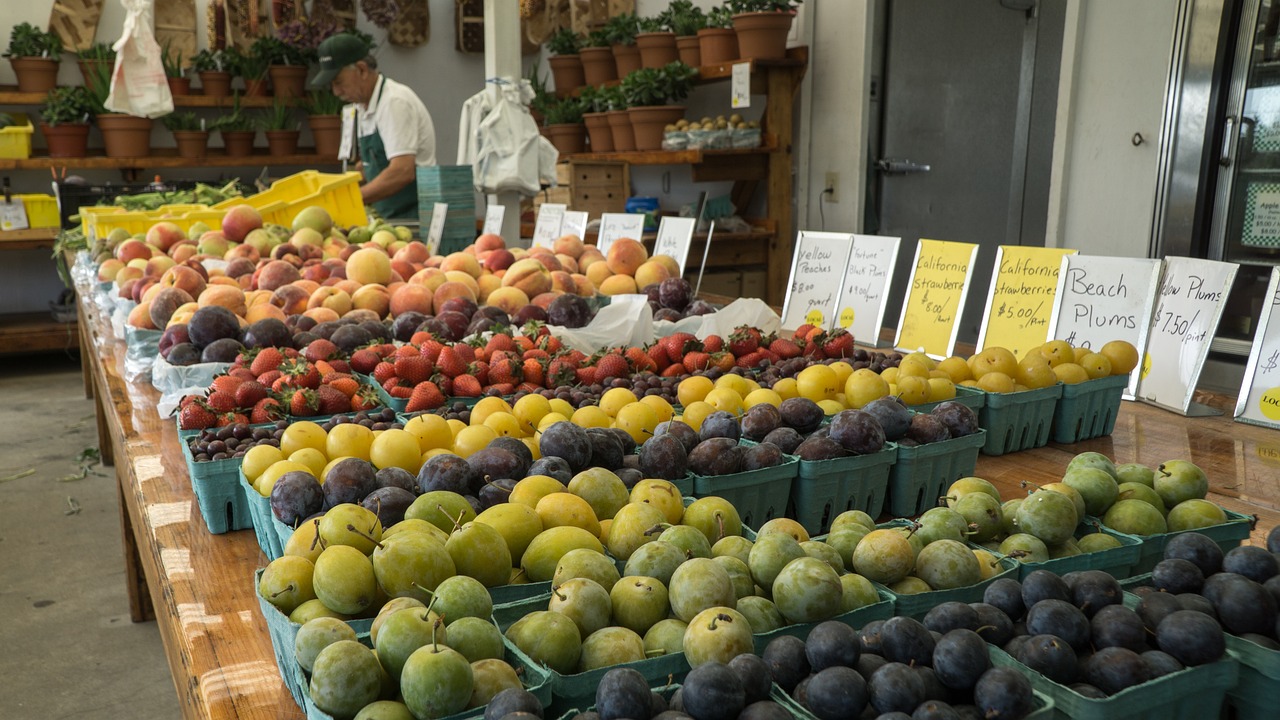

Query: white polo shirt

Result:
[356,75,437,165]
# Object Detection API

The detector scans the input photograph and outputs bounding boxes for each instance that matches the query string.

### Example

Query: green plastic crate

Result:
[492,592,691,714]
[989,644,1237,720]
[991,518,1142,581]
[691,444,798,529]
[978,384,1064,456]
[876,553,1019,620]
[886,429,987,517]
[787,444,897,535]
[1225,632,1280,720]
[179,427,253,534]
[911,384,989,414]
[1125,509,1254,574]
[1051,374,1128,444]
[240,470,284,560]
[750,588,895,654]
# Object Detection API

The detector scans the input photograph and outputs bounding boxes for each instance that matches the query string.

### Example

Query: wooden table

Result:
[79,291,1280,719]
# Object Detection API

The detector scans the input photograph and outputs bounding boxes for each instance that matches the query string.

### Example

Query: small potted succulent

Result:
[39,86,94,158]
[84,60,153,158]
[250,36,308,100]
[162,41,190,96]
[192,48,232,98]
[636,14,678,70]
[261,99,300,156]
[231,46,270,97]
[546,28,585,98]
[163,111,208,159]
[699,5,739,65]
[666,1,708,67]
[542,96,586,157]
[5,22,62,93]
[600,85,633,152]
[76,42,116,89]
[578,85,614,153]
[303,90,344,157]
[621,61,698,151]
[605,13,642,78]
[212,94,257,156]
[274,18,343,100]
[579,29,617,87]
[728,0,801,61]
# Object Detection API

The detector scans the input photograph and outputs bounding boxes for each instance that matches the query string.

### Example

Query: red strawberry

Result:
[712,352,735,373]
[394,355,434,384]
[316,385,350,415]
[210,374,243,396]
[453,374,482,397]
[758,348,780,364]
[215,413,237,427]
[206,390,238,413]
[703,335,725,354]
[522,348,550,361]
[683,351,712,372]
[728,327,760,356]
[546,358,576,387]
[452,344,476,364]
[435,376,454,395]
[661,332,700,361]
[436,347,467,378]
[536,332,561,351]
[821,329,855,358]
[257,369,284,389]
[485,333,516,355]
[178,400,217,430]
[327,359,352,375]
[350,386,382,412]
[325,376,361,398]
[517,381,543,394]
[388,384,414,399]
[303,338,340,364]
[372,361,398,385]
[468,361,490,386]
[625,347,656,373]
[405,381,445,412]
[287,388,319,417]
[250,397,283,424]
[234,380,269,408]
[574,367,595,385]
[487,383,516,395]
[489,357,522,386]
[409,330,435,346]
[661,363,688,377]
[594,352,631,381]
[250,347,286,377]
[769,337,802,359]
[349,348,382,375]
[282,359,321,389]
[792,324,818,342]
[736,351,765,369]
[228,367,257,381]
[646,342,670,369]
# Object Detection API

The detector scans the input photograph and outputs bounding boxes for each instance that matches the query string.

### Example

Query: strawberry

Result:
[282,347,302,359]
[250,397,283,424]
[452,344,476,364]
[792,324,818,342]
[210,374,243,396]
[546,358,577,387]
[736,351,765,369]
[712,352,736,373]
[453,374,482,397]
[372,361,398,385]
[325,376,361,398]
[646,342,670,370]
[536,332,561,352]
[683,351,712,372]
[388,384,414,399]
[435,376,454,395]
[487,383,516,395]
[394,355,434,384]
[233,380,269,408]
[562,349,587,367]
[517,381,543,394]
[409,330,436,346]
[758,348,780,364]
[282,359,321,389]
[436,347,467,378]
[206,391,238,413]
[626,347,657,373]
[228,367,257,382]
[515,335,536,352]
[286,388,320,417]
[703,335,725,354]
[661,363,688,377]
[661,332,700,361]
[178,400,217,430]
[304,338,340,364]
[316,385,350,415]
[250,347,286,377]
[327,359,352,375]
[728,327,761,356]
[521,347,550,361]
[821,328,855,359]
[769,337,802,359]
[594,352,631,382]
[349,348,382,375]
[215,413,237,427]
[485,333,516,355]
[489,357,522,386]
[257,369,284,389]
[350,386,382,412]
[574,367,596,385]
[468,361,490,386]
[405,381,445,412]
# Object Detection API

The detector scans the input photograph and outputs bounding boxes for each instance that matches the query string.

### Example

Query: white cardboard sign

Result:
[482,204,505,236]
[596,213,646,255]
[424,203,447,256]
[532,203,565,248]
[781,231,854,331]
[561,211,589,241]
[837,234,900,346]
[653,216,697,275]
[1236,267,1280,428]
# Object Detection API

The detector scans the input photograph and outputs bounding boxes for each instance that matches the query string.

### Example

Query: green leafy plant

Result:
[76,42,115,62]
[303,90,344,116]
[583,29,612,49]
[638,17,667,34]
[662,1,708,36]
[598,85,627,112]
[543,96,584,126]
[726,0,802,13]
[577,85,606,114]
[250,35,309,66]
[161,111,202,132]
[619,61,698,107]
[5,22,62,58]
[191,48,228,73]
[706,6,735,28]
[260,99,296,131]
[526,63,555,117]
[161,41,184,79]
[81,60,111,116]
[234,46,269,82]
[547,28,582,55]
[211,94,255,132]
[41,86,95,126]
[604,13,640,46]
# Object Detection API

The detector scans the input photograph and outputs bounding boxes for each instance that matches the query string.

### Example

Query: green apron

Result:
[359,78,418,220]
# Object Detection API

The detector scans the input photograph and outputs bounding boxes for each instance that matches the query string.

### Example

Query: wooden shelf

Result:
[0,86,297,108]
[569,48,809,96]
[0,311,78,354]
[0,227,58,249]
[564,139,775,166]
[0,149,338,171]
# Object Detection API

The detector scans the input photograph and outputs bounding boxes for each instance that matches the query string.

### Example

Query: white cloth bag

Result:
[472,79,558,196]
[106,0,174,118]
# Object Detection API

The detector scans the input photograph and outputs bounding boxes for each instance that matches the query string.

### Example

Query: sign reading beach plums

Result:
[1237,267,1280,428]
[977,246,1077,360]
[895,239,979,359]
[781,231,854,331]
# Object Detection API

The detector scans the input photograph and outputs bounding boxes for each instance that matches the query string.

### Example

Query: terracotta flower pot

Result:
[628,106,685,152]
[583,112,613,153]
[265,129,300,156]
[636,32,679,69]
[612,44,642,78]
[97,114,153,158]
[77,59,112,88]
[676,36,702,68]
[548,54,586,98]
[243,78,270,97]
[732,11,794,61]
[697,28,739,66]
[167,76,191,96]
[606,110,635,152]
[579,47,617,86]
[173,130,209,159]
[308,114,342,157]
[220,130,256,157]
[10,57,59,93]
[40,123,90,158]
[544,124,586,157]
[269,65,307,100]
[198,70,232,97]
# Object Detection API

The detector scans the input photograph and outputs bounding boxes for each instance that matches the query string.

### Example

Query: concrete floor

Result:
[0,352,180,719]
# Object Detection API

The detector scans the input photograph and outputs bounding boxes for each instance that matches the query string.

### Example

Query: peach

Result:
[196,231,230,258]
[321,258,347,280]
[347,246,393,285]
[225,257,256,279]
[224,243,260,264]
[270,243,300,262]
[335,279,362,296]
[425,254,444,268]
[339,244,360,261]
[126,258,149,272]
[553,234,585,259]
[141,282,164,305]
[146,221,186,252]
[650,253,680,277]
[606,237,647,276]
[116,238,153,263]
[170,243,199,264]
[307,286,353,316]
[444,271,480,297]
[409,267,447,291]
[271,284,311,315]
[394,242,431,266]
[531,291,562,310]
[208,275,238,287]
[290,227,325,248]
[301,263,331,283]
[243,228,277,256]
[441,252,482,278]
[433,280,477,310]
[117,277,140,300]
[198,284,248,316]
[530,252,563,273]
[159,264,207,297]
[351,284,392,318]
[114,266,143,287]
[302,306,340,324]
[390,259,416,283]
[132,279,156,305]
[555,254,579,274]
[256,260,302,291]
[585,260,614,287]
[222,204,264,243]
[599,274,639,296]
[343,308,382,324]
[246,302,287,324]
[292,279,320,296]
[634,260,672,288]
[127,301,156,329]
[475,233,506,253]
[297,244,324,262]
[572,273,595,297]
[486,286,531,315]
[501,258,553,298]
[484,248,516,272]
[551,270,576,293]
[477,273,501,302]
[97,258,125,282]
[389,284,434,317]
[148,287,194,328]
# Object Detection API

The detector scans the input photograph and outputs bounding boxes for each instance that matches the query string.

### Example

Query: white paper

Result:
[339,105,357,161]
[596,213,647,255]
[781,231,854,330]
[425,202,447,255]
[838,234,900,345]
[731,62,751,110]
[562,211,589,240]
[653,217,697,275]
[482,204,505,236]
[0,198,28,231]
[1236,267,1280,427]
[532,203,565,248]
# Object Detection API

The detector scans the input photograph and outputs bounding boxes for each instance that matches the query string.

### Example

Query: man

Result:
[311,33,437,220]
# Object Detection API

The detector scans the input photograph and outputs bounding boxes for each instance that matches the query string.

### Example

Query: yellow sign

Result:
[979,246,1077,358]
[839,307,855,329]
[1260,387,1280,421]
[896,239,979,358]
[805,309,825,327]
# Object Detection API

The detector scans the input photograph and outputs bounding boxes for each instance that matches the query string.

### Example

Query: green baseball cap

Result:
[311,33,372,89]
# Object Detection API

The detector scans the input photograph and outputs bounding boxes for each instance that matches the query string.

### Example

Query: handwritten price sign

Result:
[976,246,1076,359]
[781,231,854,331]
[895,239,979,359]
[1237,267,1280,428]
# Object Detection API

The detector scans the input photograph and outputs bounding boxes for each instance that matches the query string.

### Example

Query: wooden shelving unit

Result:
[0,227,59,249]
[0,87,298,109]
[0,149,333,172]
[0,311,79,355]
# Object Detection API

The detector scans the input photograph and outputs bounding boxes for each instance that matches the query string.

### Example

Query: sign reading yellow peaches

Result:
[895,239,979,359]
[977,246,1077,359]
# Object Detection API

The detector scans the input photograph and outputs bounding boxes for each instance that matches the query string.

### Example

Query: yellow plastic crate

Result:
[82,205,226,242]
[0,113,34,159]
[16,194,59,228]
[214,170,367,228]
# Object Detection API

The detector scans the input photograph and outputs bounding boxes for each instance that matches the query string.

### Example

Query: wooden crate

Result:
[569,160,629,215]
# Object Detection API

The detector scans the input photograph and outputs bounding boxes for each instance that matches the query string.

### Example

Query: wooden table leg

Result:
[117,466,155,623]
[77,298,94,400]
[95,386,115,467]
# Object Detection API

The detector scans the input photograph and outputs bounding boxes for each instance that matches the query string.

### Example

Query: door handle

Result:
[876,159,931,174]
[1221,116,1235,167]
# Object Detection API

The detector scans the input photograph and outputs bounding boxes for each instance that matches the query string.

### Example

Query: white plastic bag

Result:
[152,355,230,418]
[473,79,558,196]
[546,295,655,353]
[652,298,782,341]
[106,0,173,118]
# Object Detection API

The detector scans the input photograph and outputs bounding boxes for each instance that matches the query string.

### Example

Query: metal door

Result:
[876,0,1063,345]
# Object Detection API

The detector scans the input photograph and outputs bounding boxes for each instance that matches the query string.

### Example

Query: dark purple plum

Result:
[436,311,472,341]
[688,437,743,476]
[905,414,951,445]
[779,398,824,433]
[742,442,783,471]
[654,420,700,453]
[467,448,525,487]
[687,299,716,315]
[615,467,643,488]
[548,294,593,328]
[165,342,202,366]
[390,311,427,341]
[159,323,190,358]
[540,421,593,472]
[479,477,518,509]
[329,323,373,353]
[699,411,742,442]
[417,454,480,495]
[361,486,416,527]
[587,430,625,470]
[201,337,245,363]
[1082,647,1150,695]
[639,434,689,481]
[489,437,533,472]
[439,296,479,319]
[270,470,324,526]
[606,428,637,455]
[793,436,847,462]
[513,305,549,324]
[243,318,293,349]
[654,308,683,322]
[322,457,378,508]
[375,466,418,493]
[188,305,241,347]
[863,396,911,441]
[528,456,572,483]
[658,277,692,311]
[741,404,782,442]
[931,401,979,438]
[828,410,886,455]
[760,426,803,454]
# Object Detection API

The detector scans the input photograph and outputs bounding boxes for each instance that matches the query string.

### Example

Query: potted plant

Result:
[231,46,270,97]
[5,22,62,93]
[578,85,613,153]
[542,96,586,157]
[212,94,257,156]
[261,98,300,156]
[546,28,585,98]
[527,64,553,127]
[699,5,739,65]
[84,61,152,158]
[162,41,190,96]
[248,36,306,100]
[39,86,94,158]
[601,85,633,152]
[605,13,642,78]
[665,1,708,68]
[273,18,343,100]
[621,61,698,151]
[728,0,800,61]
[303,90,344,157]
[192,48,232,97]
[636,15,678,70]
[579,29,617,87]
[76,42,115,89]
[163,111,208,159]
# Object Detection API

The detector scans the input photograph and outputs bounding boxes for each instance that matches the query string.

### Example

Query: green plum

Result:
[954,492,1003,543]
[1103,498,1168,536]
[430,575,492,623]
[1062,468,1120,516]
[354,701,413,720]
[1048,538,1082,559]
[548,577,613,639]
[295,616,358,673]
[1066,451,1118,480]
[669,557,736,622]
[916,506,969,545]
[999,533,1050,563]
[376,607,444,680]
[553,547,622,591]
[735,595,785,634]
[504,610,581,674]
[1115,462,1156,488]
[609,575,669,635]
[445,616,504,662]
[840,573,881,611]
[314,544,379,616]
[1154,460,1209,508]
[658,524,713,559]
[446,522,512,588]
[683,606,754,666]
[888,576,932,595]
[830,509,876,532]
[522,526,604,582]
[401,642,474,720]
[800,540,846,574]
[372,532,455,604]
[683,496,743,545]
[914,539,980,590]
[747,532,806,589]
[713,555,757,601]
[824,525,871,572]
[711,535,754,565]
[1076,532,1123,553]
[1015,490,1079,545]
[944,476,1002,507]
[289,598,350,624]
[606,502,666,561]
[771,557,843,624]
[623,541,685,587]
[1166,499,1228,532]
[319,503,384,554]
[1116,482,1167,516]
[259,555,316,615]
[1039,483,1086,522]
[578,626,646,671]
[310,640,383,720]
[568,468,630,521]
[851,529,915,585]
[1000,498,1024,536]
[406,491,475,535]
[643,618,688,657]
[468,658,522,708]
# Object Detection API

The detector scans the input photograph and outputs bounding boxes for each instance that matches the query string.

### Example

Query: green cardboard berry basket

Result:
[989,643,1238,720]
[690,443,798,529]
[911,384,989,414]
[492,592,691,714]
[178,425,254,534]
[886,429,987,517]
[240,469,285,560]
[875,553,1019,620]
[1224,631,1280,720]
[787,444,897,535]
[987,517,1142,581]
[978,383,1064,456]
[750,587,895,654]
[1050,374,1129,444]
[1122,508,1255,574]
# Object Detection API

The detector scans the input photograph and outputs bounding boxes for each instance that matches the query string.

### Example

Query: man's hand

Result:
[361,154,416,204]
